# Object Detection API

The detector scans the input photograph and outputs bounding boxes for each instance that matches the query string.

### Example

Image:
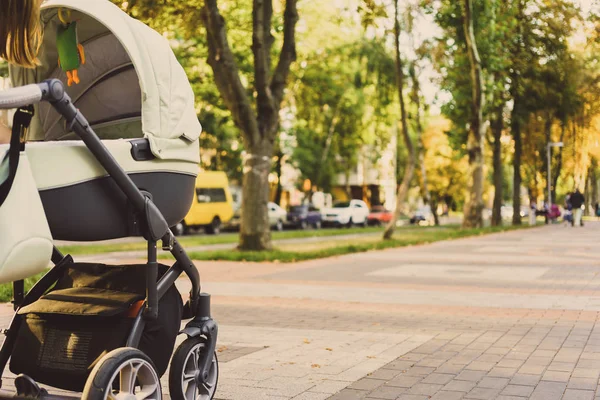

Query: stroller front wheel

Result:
[82,347,162,400]
[169,336,219,400]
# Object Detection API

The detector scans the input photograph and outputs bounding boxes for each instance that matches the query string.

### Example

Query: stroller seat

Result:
[0,139,197,241]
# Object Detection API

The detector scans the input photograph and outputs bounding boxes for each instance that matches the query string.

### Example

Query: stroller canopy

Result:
[10,0,201,163]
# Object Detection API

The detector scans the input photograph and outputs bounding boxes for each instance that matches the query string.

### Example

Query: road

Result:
[2,221,598,400]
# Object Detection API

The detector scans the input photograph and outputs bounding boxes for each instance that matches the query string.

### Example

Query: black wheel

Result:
[313,220,322,230]
[205,217,222,235]
[169,337,219,400]
[346,218,353,228]
[82,347,161,400]
[172,221,188,236]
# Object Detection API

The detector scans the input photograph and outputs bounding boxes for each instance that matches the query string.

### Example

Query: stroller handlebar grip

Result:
[0,84,43,109]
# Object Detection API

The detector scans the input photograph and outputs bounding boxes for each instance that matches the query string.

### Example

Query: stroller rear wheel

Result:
[169,336,219,400]
[82,347,162,400]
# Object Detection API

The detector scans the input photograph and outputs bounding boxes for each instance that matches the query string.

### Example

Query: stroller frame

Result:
[0,79,217,397]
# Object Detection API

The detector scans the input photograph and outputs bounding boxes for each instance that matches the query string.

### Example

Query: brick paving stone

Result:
[562,389,595,400]
[383,360,414,371]
[443,380,477,393]
[518,364,547,375]
[455,370,487,382]
[365,385,404,399]
[430,391,465,400]
[568,378,598,391]
[501,384,535,397]
[407,383,444,396]
[435,363,466,374]
[385,375,422,388]
[549,362,578,372]
[394,395,429,400]
[420,373,455,385]
[402,367,435,377]
[366,369,401,381]
[477,376,510,390]
[529,381,567,400]
[464,387,502,399]
[348,379,385,391]
[488,367,518,378]
[496,359,525,369]
[328,389,369,400]
[543,370,572,382]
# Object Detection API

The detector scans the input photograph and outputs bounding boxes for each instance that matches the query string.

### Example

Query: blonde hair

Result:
[0,0,41,68]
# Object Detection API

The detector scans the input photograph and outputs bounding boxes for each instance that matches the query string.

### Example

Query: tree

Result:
[460,0,485,228]
[200,0,299,250]
[384,0,415,239]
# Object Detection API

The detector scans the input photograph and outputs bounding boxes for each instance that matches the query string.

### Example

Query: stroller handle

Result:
[0,83,45,109]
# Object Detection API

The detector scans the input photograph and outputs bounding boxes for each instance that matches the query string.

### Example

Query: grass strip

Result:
[178,224,533,263]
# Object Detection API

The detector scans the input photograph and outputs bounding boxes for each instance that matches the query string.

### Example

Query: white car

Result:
[268,202,287,231]
[322,200,370,227]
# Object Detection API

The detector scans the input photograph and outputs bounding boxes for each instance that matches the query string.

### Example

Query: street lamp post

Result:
[547,141,564,206]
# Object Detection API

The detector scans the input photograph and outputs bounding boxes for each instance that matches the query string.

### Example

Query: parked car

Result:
[367,205,393,226]
[171,171,234,236]
[227,202,287,231]
[287,205,322,229]
[322,199,370,227]
[268,202,287,231]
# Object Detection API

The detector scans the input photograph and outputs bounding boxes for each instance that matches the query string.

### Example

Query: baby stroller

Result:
[0,1,218,399]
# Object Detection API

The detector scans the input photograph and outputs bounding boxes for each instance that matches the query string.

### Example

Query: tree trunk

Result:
[491,106,503,226]
[239,139,274,250]
[383,0,415,240]
[551,120,566,202]
[430,197,440,226]
[544,115,552,203]
[410,62,433,224]
[201,0,298,251]
[591,163,598,214]
[511,106,522,225]
[461,0,485,229]
[273,148,283,205]
[585,167,592,216]
[510,0,524,226]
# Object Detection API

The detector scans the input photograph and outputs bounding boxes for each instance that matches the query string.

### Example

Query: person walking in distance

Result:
[570,188,585,227]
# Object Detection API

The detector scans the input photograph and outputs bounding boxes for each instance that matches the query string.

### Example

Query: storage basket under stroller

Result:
[10,262,182,392]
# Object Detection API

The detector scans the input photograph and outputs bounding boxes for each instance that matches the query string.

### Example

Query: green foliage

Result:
[291,38,396,191]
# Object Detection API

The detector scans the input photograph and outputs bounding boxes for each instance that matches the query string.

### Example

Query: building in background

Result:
[331,138,397,210]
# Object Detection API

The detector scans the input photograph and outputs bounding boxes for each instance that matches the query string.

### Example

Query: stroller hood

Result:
[10,0,201,164]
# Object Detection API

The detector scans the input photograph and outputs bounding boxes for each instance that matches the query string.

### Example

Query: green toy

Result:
[56,8,85,87]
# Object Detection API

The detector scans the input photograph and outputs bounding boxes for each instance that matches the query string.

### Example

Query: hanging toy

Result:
[56,8,85,87]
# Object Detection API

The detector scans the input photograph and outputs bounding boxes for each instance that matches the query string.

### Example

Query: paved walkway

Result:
[2,222,600,400]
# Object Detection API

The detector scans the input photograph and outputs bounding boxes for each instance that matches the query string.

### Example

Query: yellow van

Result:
[172,171,234,235]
